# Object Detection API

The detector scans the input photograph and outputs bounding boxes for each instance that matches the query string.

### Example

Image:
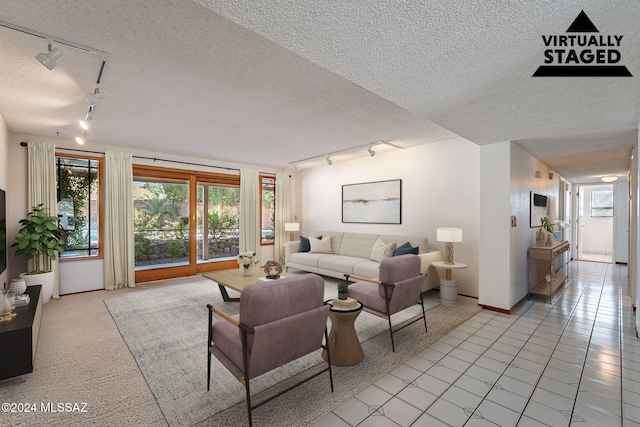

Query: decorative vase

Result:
[0,289,15,316]
[8,278,27,295]
[545,233,552,247]
[242,265,253,276]
[536,228,545,246]
[20,271,55,304]
[338,292,348,300]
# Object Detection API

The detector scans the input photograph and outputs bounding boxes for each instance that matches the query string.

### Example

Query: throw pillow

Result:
[299,235,322,252]
[310,235,332,253]
[370,237,396,262]
[394,241,419,256]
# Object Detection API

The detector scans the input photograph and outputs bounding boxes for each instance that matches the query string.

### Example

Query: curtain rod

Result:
[19,141,279,176]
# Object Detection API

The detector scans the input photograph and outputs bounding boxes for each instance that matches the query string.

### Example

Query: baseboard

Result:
[479,304,511,314]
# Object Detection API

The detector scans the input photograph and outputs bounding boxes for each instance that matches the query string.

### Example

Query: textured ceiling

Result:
[0,0,638,182]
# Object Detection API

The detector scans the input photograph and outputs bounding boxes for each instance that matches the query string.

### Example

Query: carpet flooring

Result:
[104,277,439,427]
[0,274,480,427]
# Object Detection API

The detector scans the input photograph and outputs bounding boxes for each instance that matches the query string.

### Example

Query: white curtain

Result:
[27,141,59,298]
[104,151,135,290]
[239,168,260,256]
[274,172,291,263]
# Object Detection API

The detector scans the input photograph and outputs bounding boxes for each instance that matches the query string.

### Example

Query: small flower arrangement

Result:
[237,250,259,268]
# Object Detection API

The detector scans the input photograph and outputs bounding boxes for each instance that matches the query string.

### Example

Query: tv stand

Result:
[0,285,42,381]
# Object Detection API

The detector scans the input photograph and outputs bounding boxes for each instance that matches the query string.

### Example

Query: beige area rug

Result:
[199,292,482,427]
[104,276,441,427]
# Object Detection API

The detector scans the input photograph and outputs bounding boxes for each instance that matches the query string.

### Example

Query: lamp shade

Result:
[437,227,462,243]
[284,222,300,232]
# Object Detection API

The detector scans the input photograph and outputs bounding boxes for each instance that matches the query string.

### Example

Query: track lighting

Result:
[326,155,333,166]
[293,163,299,172]
[75,136,85,145]
[79,120,89,130]
[36,40,63,70]
[367,144,376,157]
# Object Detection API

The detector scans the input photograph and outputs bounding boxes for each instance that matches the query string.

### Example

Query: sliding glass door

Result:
[133,165,240,282]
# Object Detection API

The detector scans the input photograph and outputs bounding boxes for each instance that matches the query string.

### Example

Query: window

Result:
[591,190,614,217]
[260,176,275,245]
[56,155,102,259]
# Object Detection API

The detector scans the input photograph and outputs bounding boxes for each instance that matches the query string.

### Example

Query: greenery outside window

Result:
[260,176,275,245]
[55,154,102,259]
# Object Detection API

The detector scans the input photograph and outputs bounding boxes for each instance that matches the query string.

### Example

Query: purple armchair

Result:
[207,273,333,426]
[346,254,427,352]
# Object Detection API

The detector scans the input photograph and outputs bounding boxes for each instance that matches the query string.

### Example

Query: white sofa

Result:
[284,231,444,292]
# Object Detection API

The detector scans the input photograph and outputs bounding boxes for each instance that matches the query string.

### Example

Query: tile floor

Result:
[579,252,613,264]
[312,260,639,427]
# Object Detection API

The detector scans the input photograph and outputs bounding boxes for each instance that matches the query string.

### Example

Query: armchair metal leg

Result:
[323,327,334,392]
[207,351,211,391]
[387,315,395,352]
[419,294,428,333]
[245,380,253,427]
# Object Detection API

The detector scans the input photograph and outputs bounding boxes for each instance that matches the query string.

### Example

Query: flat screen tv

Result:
[0,188,5,275]
[530,191,548,228]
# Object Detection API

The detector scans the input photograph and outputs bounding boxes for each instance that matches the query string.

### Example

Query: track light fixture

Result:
[87,85,107,106]
[292,163,299,172]
[367,144,376,157]
[36,40,63,70]
[326,155,333,166]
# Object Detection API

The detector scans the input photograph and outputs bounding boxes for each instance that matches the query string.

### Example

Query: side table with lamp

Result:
[433,227,466,306]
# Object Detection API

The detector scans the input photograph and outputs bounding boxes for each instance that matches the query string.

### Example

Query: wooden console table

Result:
[0,285,43,381]
[528,241,570,300]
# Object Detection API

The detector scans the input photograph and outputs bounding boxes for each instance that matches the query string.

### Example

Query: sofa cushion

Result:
[290,252,333,268]
[318,255,369,275]
[316,231,344,254]
[380,235,427,254]
[394,241,419,256]
[370,237,396,262]
[299,235,322,252]
[310,235,333,253]
[338,233,379,258]
[353,260,381,278]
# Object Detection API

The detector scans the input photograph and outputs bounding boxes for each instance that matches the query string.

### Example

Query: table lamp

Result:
[437,227,463,265]
[284,222,300,241]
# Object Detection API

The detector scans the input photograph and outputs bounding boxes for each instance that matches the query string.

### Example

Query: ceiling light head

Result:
[367,144,376,157]
[87,91,107,107]
[326,155,332,166]
[601,175,618,182]
[36,43,63,70]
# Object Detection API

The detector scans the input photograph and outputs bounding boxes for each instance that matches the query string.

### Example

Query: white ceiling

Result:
[0,0,638,182]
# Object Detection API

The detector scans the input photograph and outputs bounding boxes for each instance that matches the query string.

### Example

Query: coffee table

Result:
[203,269,285,302]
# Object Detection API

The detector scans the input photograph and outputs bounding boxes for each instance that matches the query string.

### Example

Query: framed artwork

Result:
[342,179,401,224]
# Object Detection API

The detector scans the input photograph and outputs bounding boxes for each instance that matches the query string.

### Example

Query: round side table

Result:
[322,300,364,366]
[432,261,468,306]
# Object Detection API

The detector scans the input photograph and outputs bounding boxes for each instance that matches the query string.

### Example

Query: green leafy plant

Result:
[540,216,554,233]
[337,281,349,294]
[12,204,65,274]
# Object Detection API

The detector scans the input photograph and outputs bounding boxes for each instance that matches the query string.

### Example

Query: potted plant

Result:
[337,281,349,300]
[540,216,554,246]
[237,250,259,276]
[11,204,65,304]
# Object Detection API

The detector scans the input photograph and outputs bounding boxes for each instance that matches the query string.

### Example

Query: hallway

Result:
[313,260,639,426]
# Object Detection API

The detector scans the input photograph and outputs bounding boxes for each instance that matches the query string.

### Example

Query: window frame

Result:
[260,175,276,246]
[55,152,104,262]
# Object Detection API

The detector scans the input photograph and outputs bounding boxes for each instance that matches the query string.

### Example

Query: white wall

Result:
[0,114,8,289]
[614,179,629,264]
[294,137,481,297]
[479,141,560,311]
[7,132,283,294]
